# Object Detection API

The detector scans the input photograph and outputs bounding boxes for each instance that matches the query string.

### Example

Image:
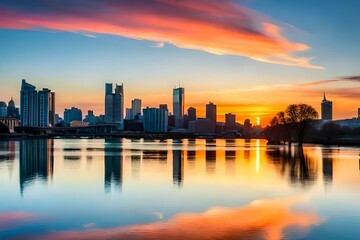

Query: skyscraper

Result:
[20,79,38,127]
[131,98,142,119]
[113,84,124,126]
[38,88,55,127]
[0,101,7,117]
[143,107,168,132]
[105,83,124,129]
[187,107,196,122]
[7,98,20,119]
[64,107,82,124]
[20,80,55,127]
[206,102,217,134]
[173,87,184,128]
[225,113,236,131]
[105,83,114,123]
[321,93,332,121]
[159,104,168,112]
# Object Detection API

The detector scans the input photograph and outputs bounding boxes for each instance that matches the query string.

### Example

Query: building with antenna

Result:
[321,93,332,121]
[173,86,184,128]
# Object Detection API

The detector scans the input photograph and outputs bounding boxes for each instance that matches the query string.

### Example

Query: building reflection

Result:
[131,149,141,179]
[0,140,15,161]
[244,139,251,160]
[19,139,54,196]
[142,150,168,163]
[225,140,236,175]
[266,146,317,188]
[187,139,196,168]
[187,150,196,168]
[173,150,184,187]
[206,140,216,175]
[321,149,333,186]
[104,138,123,193]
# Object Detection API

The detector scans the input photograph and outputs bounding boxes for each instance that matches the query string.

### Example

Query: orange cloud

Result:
[0,0,321,69]
[38,197,323,240]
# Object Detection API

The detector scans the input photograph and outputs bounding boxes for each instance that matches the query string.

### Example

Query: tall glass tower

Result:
[20,79,38,127]
[173,87,184,128]
[105,83,124,129]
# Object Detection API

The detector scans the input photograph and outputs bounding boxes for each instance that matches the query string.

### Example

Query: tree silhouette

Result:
[267,104,318,145]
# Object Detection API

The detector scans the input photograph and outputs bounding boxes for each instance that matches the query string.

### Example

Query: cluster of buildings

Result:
[14,79,360,135]
[119,86,251,135]
[0,79,259,135]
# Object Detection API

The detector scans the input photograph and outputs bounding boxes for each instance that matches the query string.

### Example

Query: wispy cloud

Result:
[152,42,165,48]
[0,0,322,69]
[298,75,360,87]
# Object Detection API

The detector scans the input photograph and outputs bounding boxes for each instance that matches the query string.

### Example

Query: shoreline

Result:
[2,133,360,147]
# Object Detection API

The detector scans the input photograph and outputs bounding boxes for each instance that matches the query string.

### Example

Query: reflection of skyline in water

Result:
[266,146,318,188]
[1,139,360,239]
[225,140,236,175]
[205,140,216,175]
[104,138,123,193]
[173,150,184,187]
[322,149,334,186]
[19,139,54,196]
[0,141,16,161]
[12,139,354,195]
[131,149,141,179]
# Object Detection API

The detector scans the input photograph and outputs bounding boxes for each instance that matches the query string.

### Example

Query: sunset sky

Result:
[0,0,359,125]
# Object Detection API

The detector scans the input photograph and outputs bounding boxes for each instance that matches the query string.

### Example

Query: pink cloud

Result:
[0,0,322,69]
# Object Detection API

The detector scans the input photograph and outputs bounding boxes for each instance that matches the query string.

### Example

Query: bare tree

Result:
[268,104,318,145]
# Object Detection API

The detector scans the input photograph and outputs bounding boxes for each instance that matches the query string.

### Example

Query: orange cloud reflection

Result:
[41,197,323,240]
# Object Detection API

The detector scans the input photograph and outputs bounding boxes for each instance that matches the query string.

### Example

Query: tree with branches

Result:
[268,104,318,145]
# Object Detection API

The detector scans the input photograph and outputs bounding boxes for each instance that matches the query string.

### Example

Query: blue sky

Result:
[0,0,359,123]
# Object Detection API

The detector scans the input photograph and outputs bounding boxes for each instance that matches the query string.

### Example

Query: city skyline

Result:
[1,1,360,125]
[2,78,360,127]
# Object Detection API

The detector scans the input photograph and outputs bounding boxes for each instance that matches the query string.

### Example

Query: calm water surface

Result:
[0,138,360,239]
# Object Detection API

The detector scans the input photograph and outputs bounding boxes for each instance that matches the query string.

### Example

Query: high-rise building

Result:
[159,104,168,112]
[225,113,236,131]
[84,110,97,125]
[38,88,55,127]
[20,79,38,127]
[113,84,123,125]
[105,83,124,129]
[321,93,332,121]
[188,107,196,122]
[20,80,55,127]
[143,107,168,132]
[244,119,253,139]
[125,108,132,120]
[206,102,217,134]
[7,98,20,119]
[105,83,114,123]
[173,87,184,128]
[64,107,82,124]
[0,101,7,117]
[357,108,360,119]
[131,98,142,119]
